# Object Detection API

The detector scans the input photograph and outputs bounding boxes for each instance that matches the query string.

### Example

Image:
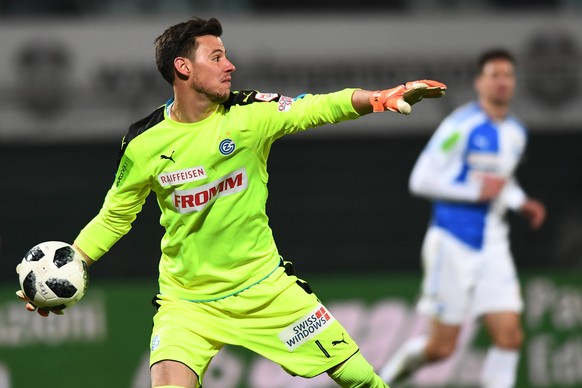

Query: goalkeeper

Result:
[17,17,445,388]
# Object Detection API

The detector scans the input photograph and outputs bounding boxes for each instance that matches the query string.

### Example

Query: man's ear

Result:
[174,57,190,80]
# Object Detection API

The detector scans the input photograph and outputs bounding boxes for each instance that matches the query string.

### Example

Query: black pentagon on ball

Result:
[45,278,77,298]
[24,246,45,262]
[53,246,75,268]
[22,270,38,300]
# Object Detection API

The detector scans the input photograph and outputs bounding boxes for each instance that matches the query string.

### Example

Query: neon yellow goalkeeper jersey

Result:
[74,89,359,301]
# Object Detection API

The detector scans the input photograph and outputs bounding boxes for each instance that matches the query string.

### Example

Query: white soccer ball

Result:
[17,241,88,310]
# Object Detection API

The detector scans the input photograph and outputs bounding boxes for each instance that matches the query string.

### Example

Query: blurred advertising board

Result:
[1,271,582,387]
[0,14,581,141]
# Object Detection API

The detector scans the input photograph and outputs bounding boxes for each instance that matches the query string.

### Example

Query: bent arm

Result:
[499,177,527,211]
[74,148,150,262]
[409,150,482,202]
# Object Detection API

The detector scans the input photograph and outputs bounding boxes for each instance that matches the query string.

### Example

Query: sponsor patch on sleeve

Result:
[115,155,134,187]
[277,96,294,112]
[278,304,335,351]
[255,92,279,102]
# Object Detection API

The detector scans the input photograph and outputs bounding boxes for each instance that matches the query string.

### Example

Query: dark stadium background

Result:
[1,131,580,281]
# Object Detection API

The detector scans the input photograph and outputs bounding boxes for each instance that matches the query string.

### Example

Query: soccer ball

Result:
[17,241,88,310]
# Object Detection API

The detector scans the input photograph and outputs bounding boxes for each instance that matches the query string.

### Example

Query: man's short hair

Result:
[155,17,223,85]
[477,48,516,74]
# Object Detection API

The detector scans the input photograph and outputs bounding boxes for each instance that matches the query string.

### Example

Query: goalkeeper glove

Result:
[15,290,64,316]
[16,263,65,317]
[370,80,447,115]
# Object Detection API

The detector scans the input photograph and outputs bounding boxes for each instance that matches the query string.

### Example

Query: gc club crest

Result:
[219,138,236,155]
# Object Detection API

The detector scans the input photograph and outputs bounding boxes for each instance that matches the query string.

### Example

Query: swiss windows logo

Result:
[315,306,330,321]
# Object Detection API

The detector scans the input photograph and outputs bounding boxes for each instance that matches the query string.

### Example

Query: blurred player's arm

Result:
[519,198,546,229]
[500,178,546,229]
[409,118,510,203]
[409,148,493,202]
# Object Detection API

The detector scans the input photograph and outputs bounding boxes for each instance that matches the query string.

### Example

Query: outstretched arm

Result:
[351,80,447,115]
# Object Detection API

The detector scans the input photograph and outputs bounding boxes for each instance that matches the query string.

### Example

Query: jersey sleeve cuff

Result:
[74,229,113,261]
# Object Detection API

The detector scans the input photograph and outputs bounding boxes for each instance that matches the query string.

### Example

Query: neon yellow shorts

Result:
[149,265,359,385]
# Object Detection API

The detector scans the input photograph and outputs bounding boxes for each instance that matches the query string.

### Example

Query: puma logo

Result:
[242,91,253,103]
[160,151,175,163]
[332,334,348,346]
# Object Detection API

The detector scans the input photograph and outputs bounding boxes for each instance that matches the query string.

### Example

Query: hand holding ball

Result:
[17,241,88,313]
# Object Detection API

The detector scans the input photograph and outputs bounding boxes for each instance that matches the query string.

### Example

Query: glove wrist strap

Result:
[370,91,386,113]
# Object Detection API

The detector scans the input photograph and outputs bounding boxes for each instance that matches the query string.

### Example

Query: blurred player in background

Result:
[379,48,545,388]
[16,17,446,388]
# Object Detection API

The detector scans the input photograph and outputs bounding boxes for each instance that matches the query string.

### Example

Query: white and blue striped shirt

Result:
[409,101,528,250]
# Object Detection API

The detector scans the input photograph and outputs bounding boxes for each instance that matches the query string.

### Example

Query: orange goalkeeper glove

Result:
[16,261,65,317]
[370,80,447,115]
[15,289,64,316]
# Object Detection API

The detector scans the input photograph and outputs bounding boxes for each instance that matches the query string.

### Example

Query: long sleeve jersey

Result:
[409,101,528,250]
[74,89,360,301]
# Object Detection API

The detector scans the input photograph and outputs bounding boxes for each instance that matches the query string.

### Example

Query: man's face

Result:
[475,58,516,107]
[189,35,236,103]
